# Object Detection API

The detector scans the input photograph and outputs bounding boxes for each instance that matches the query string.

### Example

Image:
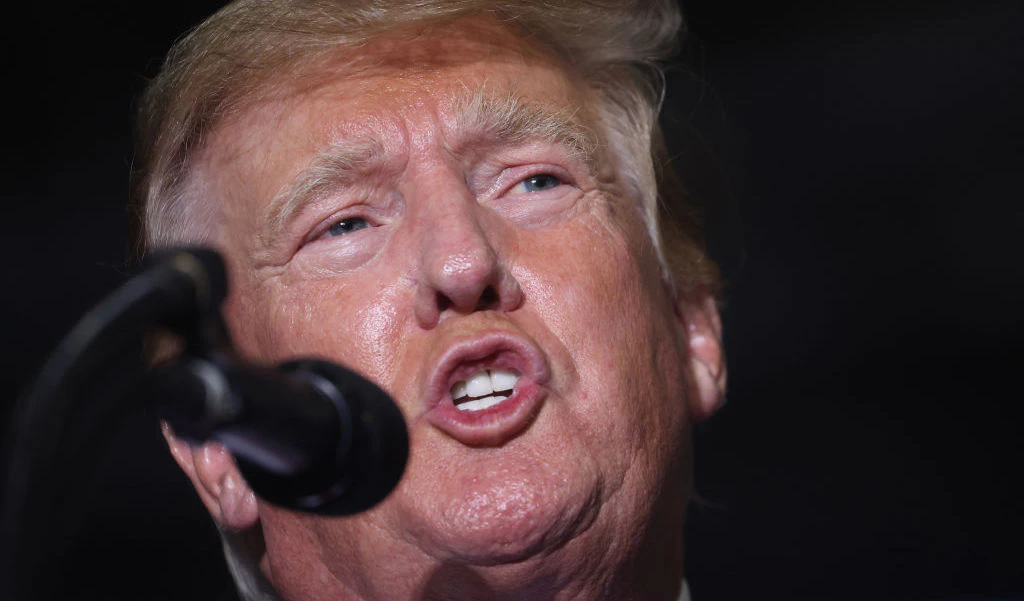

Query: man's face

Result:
[185,17,718,600]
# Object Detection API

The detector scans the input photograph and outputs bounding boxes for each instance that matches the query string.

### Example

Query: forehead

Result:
[202,17,592,175]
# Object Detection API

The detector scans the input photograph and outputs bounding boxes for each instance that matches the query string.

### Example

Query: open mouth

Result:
[450,368,521,412]
[424,332,550,446]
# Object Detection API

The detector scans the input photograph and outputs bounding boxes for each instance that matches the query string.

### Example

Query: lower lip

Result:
[426,379,546,447]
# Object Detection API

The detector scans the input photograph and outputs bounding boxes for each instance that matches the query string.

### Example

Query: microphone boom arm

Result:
[1,247,407,601]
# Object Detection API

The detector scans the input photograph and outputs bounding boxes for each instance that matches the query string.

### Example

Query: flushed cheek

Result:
[520,219,680,438]
[519,225,656,355]
[242,277,404,372]
[348,289,407,388]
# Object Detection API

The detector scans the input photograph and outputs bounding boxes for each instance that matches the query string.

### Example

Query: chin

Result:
[399,446,605,565]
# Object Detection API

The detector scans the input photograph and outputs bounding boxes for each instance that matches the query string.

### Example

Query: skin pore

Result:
[165,16,725,601]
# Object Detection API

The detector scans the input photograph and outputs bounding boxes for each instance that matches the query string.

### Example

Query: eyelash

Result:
[498,163,576,198]
[326,217,370,237]
[510,173,564,194]
[306,207,376,242]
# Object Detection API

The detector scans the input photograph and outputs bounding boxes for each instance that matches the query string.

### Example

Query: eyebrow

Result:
[451,87,597,164]
[262,137,386,246]
[261,88,598,248]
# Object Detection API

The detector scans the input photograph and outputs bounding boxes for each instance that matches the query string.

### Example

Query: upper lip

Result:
[423,329,550,412]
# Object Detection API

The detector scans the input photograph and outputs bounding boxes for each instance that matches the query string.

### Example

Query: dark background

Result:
[3,1,1022,599]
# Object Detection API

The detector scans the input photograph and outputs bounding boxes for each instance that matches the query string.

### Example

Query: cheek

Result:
[229,274,408,388]
[521,216,669,354]
[518,216,685,432]
[347,288,406,385]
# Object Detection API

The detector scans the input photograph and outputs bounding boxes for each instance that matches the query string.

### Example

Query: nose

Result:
[412,200,523,328]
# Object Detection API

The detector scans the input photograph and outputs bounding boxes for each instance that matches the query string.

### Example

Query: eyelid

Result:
[491,164,577,199]
[511,172,563,194]
[304,206,376,244]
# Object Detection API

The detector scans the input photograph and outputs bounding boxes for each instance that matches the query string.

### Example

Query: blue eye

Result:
[327,217,369,236]
[516,173,563,193]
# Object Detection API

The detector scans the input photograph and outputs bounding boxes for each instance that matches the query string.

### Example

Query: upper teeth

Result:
[450,369,520,412]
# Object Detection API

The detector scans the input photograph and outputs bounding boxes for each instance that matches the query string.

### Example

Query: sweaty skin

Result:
[167,16,724,601]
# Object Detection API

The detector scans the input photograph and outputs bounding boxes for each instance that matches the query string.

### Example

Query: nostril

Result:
[432,283,503,317]
[476,285,499,311]
[436,292,452,312]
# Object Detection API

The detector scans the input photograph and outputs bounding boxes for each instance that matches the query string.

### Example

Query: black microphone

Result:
[0,247,408,600]
[151,352,408,516]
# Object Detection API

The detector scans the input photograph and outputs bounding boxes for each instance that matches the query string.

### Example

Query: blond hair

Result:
[130,0,718,294]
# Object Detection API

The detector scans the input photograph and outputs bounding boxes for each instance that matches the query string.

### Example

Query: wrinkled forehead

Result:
[195,16,608,207]
[212,14,593,142]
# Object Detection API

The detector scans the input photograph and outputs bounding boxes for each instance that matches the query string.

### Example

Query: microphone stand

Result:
[2,247,408,600]
[0,248,233,601]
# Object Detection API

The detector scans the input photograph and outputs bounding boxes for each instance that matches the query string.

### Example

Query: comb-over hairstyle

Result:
[131,0,719,294]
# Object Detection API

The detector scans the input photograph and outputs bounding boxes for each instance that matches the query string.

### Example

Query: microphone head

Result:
[236,359,409,516]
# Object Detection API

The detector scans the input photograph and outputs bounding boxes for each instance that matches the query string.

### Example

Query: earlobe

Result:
[162,423,260,530]
[675,291,727,422]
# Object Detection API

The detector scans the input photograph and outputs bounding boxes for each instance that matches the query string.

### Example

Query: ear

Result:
[675,290,727,422]
[162,422,260,531]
